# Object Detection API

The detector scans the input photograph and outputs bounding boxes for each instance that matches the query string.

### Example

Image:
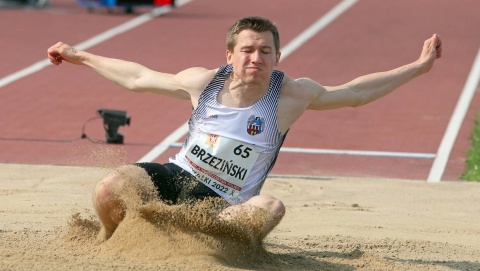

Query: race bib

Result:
[185,133,259,201]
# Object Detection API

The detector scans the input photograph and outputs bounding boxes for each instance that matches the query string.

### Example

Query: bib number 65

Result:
[233,144,252,158]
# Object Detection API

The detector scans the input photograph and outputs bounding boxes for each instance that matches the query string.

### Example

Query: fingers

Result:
[47,42,67,65]
[417,34,442,73]
[48,53,62,65]
[423,34,442,61]
[432,33,442,59]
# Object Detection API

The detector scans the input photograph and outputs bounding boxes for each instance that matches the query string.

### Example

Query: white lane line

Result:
[168,142,435,159]
[280,0,358,60]
[74,5,174,51]
[0,0,191,89]
[0,60,50,88]
[137,122,189,163]
[139,0,358,162]
[427,47,480,183]
[279,147,435,159]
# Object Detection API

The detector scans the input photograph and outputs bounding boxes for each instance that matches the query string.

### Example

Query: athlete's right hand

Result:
[47,42,82,66]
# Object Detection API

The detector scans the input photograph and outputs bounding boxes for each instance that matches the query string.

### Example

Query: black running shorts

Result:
[134,162,224,205]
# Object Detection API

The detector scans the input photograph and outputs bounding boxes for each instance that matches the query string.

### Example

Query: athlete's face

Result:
[226,29,281,85]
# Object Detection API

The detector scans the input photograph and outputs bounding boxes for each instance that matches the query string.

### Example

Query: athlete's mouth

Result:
[246,66,262,71]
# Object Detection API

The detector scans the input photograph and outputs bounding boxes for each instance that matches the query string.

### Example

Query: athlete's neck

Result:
[218,78,268,108]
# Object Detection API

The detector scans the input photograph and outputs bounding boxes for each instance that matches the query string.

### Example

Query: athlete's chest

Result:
[198,106,270,144]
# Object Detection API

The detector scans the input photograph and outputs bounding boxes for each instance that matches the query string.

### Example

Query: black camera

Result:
[98,109,131,144]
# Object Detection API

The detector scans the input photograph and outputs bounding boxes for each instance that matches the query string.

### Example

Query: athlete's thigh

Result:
[134,162,187,204]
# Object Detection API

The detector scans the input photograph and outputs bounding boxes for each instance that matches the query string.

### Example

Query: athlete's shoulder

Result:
[281,75,319,94]
[175,67,218,96]
[280,75,327,102]
[178,67,218,78]
[176,67,217,87]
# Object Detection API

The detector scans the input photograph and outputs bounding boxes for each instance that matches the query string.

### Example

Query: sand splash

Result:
[62,165,273,269]
[64,200,273,269]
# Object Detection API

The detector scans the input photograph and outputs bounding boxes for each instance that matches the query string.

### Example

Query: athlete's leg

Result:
[218,194,286,240]
[92,171,124,234]
[92,164,157,236]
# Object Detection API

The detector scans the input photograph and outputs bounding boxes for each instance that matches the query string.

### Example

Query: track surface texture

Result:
[1,0,479,181]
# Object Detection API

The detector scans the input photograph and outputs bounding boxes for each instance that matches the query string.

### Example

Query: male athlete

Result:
[47,16,442,240]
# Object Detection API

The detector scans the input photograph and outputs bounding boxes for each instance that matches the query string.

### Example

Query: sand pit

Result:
[1,163,479,270]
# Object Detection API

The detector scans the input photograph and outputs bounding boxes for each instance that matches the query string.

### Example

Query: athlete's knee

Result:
[90,170,126,233]
[92,171,124,211]
[247,194,286,218]
[93,169,123,200]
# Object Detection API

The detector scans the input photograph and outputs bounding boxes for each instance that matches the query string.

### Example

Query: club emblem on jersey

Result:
[247,115,264,136]
[205,134,219,148]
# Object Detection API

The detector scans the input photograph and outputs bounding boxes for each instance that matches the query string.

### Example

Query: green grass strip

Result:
[460,112,480,181]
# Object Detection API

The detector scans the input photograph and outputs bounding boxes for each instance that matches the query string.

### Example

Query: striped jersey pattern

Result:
[170,64,287,204]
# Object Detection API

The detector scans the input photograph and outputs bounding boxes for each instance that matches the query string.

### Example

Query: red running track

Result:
[1,0,479,181]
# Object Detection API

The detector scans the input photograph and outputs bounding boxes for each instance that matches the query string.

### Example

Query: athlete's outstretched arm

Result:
[306,34,442,110]
[47,42,203,100]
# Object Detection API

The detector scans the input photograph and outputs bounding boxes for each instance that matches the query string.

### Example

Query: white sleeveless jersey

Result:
[170,65,287,204]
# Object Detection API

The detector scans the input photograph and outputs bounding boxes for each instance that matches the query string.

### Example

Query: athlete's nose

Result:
[251,50,262,64]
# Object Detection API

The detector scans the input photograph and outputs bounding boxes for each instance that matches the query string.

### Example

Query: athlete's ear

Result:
[226,49,233,64]
[275,51,281,67]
